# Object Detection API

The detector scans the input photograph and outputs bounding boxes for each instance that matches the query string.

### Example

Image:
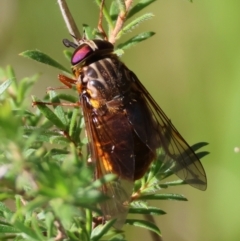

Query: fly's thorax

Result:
[81,57,132,102]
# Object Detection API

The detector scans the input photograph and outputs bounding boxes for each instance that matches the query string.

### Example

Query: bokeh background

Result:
[1,1,240,240]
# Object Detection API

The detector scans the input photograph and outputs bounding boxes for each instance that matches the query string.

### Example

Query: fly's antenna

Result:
[62,39,78,48]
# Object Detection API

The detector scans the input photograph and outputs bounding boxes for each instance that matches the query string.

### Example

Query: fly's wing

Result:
[128,71,207,190]
[82,96,134,228]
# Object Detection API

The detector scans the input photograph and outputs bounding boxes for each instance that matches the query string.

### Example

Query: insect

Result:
[52,36,207,227]
[35,1,207,228]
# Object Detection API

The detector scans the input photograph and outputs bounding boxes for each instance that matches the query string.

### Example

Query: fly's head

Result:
[63,38,115,76]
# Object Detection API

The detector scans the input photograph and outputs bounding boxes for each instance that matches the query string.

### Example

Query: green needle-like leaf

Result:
[117,13,154,38]
[17,74,40,105]
[117,31,155,50]
[126,219,161,236]
[196,151,209,160]
[63,49,73,62]
[91,219,116,241]
[127,0,157,19]
[0,79,12,96]
[83,24,95,40]
[163,179,185,187]
[20,50,71,73]
[6,65,18,91]
[48,90,68,126]
[191,142,209,151]
[32,96,66,130]
[12,220,40,241]
[0,202,12,216]
[109,1,119,22]
[139,193,188,201]
[49,136,70,145]
[69,108,79,137]
[0,224,19,234]
[129,206,166,215]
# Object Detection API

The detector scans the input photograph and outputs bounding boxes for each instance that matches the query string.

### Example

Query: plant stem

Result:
[96,0,114,31]
[144,215,164,241]
[57,0,81,42]
[109,0,133,44]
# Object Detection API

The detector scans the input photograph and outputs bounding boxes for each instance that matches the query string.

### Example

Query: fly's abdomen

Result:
[132,132,156,180]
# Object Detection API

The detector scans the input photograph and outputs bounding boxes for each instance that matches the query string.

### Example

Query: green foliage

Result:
[117,31,155,50]
[20,50,71,74]
[125,219,161,236]
[0,1,208,240]
[127,0,157,19]
[117,13,154,37]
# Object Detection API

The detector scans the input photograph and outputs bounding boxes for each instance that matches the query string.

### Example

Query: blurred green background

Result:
[1,0,240,240]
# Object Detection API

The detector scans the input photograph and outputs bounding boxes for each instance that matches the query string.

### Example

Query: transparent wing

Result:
[129,71,207,190]
[82,96,134,228]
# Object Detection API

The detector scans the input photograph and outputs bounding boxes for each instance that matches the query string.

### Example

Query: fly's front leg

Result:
[32,74,80,107]
[46,74,77,92]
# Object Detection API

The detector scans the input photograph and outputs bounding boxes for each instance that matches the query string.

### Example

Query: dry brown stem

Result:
[57,0,81,42]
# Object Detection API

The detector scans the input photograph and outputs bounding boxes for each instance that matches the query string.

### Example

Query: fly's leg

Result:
[32,74,82,156]
[32,74,80,107]
[47,74,77,91]
[32,101,80,107]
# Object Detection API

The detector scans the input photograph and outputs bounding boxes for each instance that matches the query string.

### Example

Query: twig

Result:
[54,219,67,241]
[57,0,81,42]
[109,0,133,44]
[97,0,108,39]
[144,215,164,241]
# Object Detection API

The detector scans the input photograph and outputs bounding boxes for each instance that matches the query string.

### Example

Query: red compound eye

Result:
[71,44,93,65]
